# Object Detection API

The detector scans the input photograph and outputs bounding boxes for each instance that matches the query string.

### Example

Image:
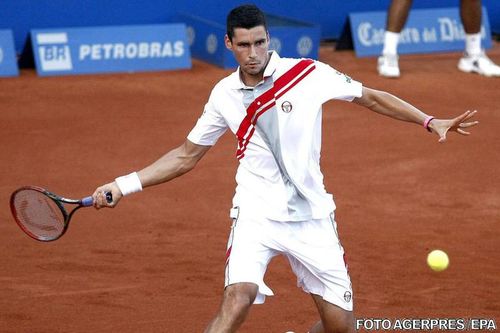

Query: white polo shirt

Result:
[187,52,362,221]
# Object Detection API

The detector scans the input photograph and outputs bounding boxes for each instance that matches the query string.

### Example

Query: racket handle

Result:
[81,192,113,207]
[81,196,94,207]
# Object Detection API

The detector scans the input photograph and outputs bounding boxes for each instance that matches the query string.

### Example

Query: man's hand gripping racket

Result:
[10,186,114,242]
[92,182,123,209]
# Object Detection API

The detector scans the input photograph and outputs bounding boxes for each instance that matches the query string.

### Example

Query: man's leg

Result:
[308,294,354,333]
[378,0,413,77]
[458,0,500,76]
[204,282,258,333]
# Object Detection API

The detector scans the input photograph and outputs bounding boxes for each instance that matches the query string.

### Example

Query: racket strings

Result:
[12,190,65,240]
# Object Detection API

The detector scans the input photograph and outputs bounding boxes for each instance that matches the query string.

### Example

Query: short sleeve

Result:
[187,90,228,146]
[311,61,363,103]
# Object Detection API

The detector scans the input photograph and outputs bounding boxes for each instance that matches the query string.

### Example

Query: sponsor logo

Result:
[32,25,190,75]
[297,36,313,56]
[281,101,293,113]
[36,32,73,71]
[206,34,217,54]
[269,37,282,53]
[36,32,186,70]
[186,26,195,46]
[344,291,352,303]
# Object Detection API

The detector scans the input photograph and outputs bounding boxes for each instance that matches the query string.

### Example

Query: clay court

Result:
[1,44,499,332]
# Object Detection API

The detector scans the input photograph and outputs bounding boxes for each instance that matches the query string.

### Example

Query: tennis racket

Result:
[9,186,112,242]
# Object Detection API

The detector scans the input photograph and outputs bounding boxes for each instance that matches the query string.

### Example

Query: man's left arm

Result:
[353,87,478,142]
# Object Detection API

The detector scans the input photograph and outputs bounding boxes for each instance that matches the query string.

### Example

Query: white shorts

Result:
[224,207,353,311]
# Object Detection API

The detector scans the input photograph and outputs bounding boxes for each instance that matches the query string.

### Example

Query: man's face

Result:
[225,26,269,79]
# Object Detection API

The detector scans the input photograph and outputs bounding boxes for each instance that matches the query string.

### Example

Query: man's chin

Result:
[243,66,262,75]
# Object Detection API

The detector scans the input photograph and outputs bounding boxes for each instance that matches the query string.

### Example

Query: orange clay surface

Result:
[0,44,499,332]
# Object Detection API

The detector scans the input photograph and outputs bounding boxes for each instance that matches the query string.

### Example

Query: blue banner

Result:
[31,24,191,76]
[182,13,320,69]
[0,30,19,77]
[350,7,492,57]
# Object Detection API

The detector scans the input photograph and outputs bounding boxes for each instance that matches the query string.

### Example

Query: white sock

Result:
[382,31,400,55]
[465,33,482,56]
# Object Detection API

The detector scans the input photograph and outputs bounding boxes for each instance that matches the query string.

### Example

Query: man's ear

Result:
[224,34,233,50]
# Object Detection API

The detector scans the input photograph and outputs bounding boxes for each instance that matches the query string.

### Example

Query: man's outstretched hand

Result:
[429,110,479,143]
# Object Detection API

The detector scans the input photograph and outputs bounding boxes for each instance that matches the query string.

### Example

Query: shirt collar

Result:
[230,51,280,90]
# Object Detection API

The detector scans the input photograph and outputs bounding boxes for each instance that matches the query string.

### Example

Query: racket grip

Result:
[81,196,94,207]
[81,192,113,207]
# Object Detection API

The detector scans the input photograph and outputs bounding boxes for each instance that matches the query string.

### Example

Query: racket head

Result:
[10,186,69,242]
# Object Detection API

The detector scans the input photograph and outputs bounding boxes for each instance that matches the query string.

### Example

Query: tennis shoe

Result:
[458,51,500,77]
[377,54,400,78]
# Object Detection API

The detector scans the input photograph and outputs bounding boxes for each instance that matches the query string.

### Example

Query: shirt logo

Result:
[344,291,352,303]
[281,101,293,113]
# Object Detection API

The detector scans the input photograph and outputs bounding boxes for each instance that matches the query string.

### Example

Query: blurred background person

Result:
[378,0,500,78]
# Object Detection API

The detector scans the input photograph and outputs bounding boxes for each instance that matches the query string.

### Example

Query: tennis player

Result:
[92,4,478,332]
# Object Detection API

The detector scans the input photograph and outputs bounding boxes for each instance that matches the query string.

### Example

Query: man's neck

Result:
[240,71,263,88]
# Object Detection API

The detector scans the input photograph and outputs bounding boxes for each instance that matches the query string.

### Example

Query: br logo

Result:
[36,32,73,72]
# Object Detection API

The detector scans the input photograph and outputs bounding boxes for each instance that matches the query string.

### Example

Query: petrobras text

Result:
[79,41,185,61]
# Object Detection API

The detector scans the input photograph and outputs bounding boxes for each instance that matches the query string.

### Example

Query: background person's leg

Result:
[386,0,414,33]
[378,0,414,77]
[458,0,500,76]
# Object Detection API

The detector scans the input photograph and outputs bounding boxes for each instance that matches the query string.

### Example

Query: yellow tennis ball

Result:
[427,249,449,272]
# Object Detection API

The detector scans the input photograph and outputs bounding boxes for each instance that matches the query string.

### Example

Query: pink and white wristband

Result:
[115,172,143,196]
[423,116,435,132]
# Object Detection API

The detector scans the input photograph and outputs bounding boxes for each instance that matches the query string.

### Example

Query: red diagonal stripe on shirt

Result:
[236,59,314,139]
[235,59,315,159]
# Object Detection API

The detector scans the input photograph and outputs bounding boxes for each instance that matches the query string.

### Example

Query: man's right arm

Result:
[92,139,211,208]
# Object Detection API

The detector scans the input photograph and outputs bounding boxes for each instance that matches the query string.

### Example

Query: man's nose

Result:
[249,45,257,58]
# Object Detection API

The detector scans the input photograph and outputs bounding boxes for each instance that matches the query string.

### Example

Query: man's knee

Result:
[311,294,354,333]
[221,283,258,316]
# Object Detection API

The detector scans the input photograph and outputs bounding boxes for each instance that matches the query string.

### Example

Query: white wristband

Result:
[115,172,143,196]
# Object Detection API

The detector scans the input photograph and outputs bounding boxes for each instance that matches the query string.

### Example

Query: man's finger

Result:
[459,121,479,128]
[460,110,478,122]
[454,111,471,124]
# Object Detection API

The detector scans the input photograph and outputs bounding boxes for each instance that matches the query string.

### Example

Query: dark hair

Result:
[226,4,268,41]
